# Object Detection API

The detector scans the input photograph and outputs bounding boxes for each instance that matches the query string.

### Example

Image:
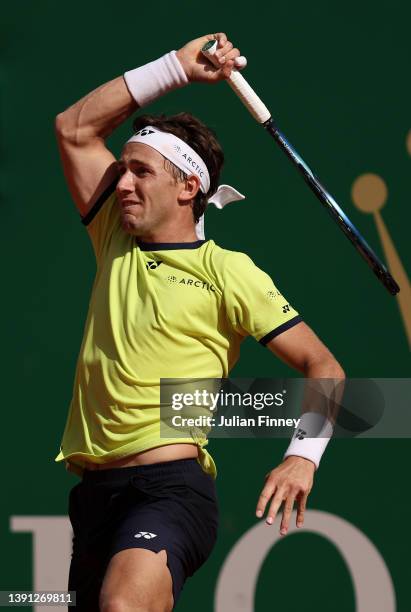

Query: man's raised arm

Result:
[55,77,136,216]
[55,33,242,217]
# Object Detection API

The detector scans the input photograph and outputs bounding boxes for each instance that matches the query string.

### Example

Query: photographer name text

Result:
[171,415,301,428]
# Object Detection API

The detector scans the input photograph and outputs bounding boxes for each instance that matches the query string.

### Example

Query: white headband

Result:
[128,126,211,192]
[125,126,245,239]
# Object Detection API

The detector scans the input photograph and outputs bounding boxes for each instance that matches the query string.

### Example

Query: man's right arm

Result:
[55,77,138,217]
[55,33,242,217]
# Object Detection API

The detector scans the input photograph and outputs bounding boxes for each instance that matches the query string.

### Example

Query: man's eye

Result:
[116,165,150,176]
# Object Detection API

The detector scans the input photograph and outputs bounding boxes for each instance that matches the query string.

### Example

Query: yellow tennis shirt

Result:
[55,185,301,477]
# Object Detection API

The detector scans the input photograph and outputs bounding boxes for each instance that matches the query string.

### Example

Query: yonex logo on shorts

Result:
[282,304,291,313]
[134,531,158,539]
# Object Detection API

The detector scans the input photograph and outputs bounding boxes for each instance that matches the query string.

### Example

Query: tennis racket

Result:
[201,40,400,296]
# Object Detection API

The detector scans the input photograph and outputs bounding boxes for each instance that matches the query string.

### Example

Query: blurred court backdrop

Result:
[1,1,410,610]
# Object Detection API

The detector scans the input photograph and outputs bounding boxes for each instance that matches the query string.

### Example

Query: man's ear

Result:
[178,174,201,203]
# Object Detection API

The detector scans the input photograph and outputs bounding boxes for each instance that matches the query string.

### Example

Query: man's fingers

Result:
[266,488,286,525]
[256,482,277,518]
[296,493,308,528]
[206,32,227,47]
[223,48,240,63]
[221,60,236,79]
[256,460,314,529]
[280,496,295,535]
[199,35,241,81]
[215,41,234,63]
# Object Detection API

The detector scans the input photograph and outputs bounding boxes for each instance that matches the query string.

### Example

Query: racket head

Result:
[329,207,400,295]
[264,120,400,296]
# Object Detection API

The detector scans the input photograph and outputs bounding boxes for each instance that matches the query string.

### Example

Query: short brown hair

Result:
[131,113,224,223]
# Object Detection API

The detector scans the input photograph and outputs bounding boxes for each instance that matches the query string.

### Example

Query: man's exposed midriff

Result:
[82,443,199,471]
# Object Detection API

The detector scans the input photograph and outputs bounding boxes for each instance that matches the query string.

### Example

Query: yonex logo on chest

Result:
[146,259,163,270]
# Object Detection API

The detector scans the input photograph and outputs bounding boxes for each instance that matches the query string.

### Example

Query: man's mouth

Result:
[120,200,143,214]
[121,199,142,207]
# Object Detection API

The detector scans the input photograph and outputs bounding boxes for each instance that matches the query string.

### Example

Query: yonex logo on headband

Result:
[135,128,155,137]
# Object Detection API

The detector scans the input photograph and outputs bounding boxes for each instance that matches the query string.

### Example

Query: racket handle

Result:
[201,40,271,124]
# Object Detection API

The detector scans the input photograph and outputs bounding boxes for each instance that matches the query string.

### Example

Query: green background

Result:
[2,1,409,610]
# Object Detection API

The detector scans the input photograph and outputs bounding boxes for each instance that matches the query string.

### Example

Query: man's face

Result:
[116,143,185,237]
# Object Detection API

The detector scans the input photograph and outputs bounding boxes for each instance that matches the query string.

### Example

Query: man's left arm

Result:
[255,321,345,535]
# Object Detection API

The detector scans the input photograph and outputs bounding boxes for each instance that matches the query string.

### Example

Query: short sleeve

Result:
[80,181,120,262]
[223,252,302,345]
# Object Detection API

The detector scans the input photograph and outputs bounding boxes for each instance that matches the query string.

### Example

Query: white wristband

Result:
[124,50,189,108]
[284,412,334,470]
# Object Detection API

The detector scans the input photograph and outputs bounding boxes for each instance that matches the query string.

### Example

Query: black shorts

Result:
[68,458,219,610]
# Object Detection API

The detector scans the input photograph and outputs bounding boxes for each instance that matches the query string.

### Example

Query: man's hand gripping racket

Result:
[201,39,400,296]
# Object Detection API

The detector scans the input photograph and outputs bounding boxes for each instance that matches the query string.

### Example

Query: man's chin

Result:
[120,215,144,235]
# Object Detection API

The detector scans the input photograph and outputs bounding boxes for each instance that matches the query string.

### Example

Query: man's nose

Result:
[117,171,135,193]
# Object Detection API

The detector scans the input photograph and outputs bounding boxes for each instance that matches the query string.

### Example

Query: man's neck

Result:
[137,227,198,243]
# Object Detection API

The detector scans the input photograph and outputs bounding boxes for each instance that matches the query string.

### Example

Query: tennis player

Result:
[55,33,345,611]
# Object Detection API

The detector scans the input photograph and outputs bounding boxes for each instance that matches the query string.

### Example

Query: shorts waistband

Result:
[82,458,201,484]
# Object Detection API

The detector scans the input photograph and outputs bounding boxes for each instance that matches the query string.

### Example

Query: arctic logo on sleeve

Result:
[266,289,282,301]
